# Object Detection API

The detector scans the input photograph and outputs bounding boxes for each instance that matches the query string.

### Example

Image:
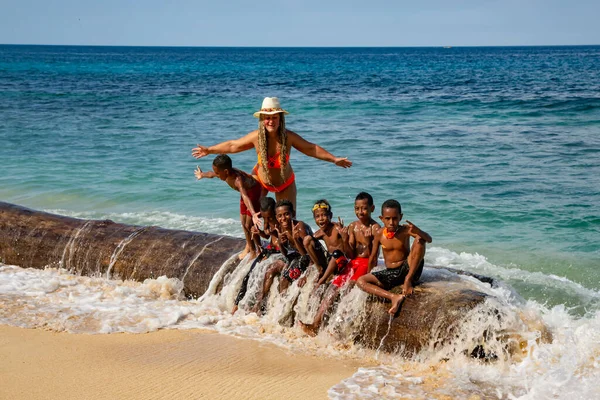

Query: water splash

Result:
[181,236,224,284]
[375,315,393,361]
[105,227,148,279]
[59,221,92,271]
[2,247,599,398]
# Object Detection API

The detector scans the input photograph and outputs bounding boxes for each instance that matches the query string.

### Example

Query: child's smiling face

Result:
[261,209,276,227]
[354,199,374,223]
[276,205,293,228]
[313,208,332,228]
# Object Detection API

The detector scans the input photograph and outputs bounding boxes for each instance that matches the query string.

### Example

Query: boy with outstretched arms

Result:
[299,194,379,336]
[195,154,265,259]
[232,197,279,314]
[357,199,432,316]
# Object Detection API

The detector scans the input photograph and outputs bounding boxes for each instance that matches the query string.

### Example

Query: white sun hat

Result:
[253,97,289,118]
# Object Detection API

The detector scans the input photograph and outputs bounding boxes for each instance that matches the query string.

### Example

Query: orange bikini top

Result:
[257,151,290,169]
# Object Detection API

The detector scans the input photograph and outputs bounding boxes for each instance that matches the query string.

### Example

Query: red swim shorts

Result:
[240,183,263,217]
[331,257,370,288]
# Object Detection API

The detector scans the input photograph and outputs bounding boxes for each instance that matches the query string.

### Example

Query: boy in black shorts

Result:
[357,199,432,316]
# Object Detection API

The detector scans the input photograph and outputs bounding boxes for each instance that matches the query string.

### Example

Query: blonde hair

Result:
[257,114,287,186]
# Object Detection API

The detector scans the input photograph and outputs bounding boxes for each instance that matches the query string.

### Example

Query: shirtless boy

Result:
[232,197,279,314]
[357,199,432,316]
[195,154,265,259]
[252,200,324,313]
[300,193,379,336]
[303,199,351,285]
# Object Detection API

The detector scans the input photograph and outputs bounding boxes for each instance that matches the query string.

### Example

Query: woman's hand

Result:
[192,144,210,159]
[334,157,352,168]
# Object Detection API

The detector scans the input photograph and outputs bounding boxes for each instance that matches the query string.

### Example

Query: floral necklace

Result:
[383,227,396,239]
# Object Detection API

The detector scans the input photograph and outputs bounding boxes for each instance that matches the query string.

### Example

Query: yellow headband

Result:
[312,203,330,212]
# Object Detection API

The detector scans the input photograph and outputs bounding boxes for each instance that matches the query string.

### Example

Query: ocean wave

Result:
[427,247,600,307]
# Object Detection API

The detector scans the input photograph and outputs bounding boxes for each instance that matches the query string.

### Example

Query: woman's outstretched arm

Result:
[287,131,352,168]
[192,131,256,159]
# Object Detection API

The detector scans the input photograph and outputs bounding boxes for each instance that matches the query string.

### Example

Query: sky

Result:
[1,0,599,47]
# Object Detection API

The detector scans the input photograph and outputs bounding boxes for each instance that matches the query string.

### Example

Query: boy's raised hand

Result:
[292,221,303,240]
[194,166,205,180]
[406,221,420,237]
[275,227,288,244]
[192,144,209,159]
[336,217,349,238]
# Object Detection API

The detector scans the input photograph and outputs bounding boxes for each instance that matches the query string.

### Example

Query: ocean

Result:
[1,44,599,398]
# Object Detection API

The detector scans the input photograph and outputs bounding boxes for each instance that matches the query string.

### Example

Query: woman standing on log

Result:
[192,97,352,210]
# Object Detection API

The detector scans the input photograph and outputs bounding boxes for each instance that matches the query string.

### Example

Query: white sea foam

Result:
[44,208,243,238]
[1,244,599,398]
[427,247,600,306]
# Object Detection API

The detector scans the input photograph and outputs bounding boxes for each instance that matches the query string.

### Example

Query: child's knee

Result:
[356,275,367,289]
[265,266,278,280]
[303,235,314,249]
[412,237,427,252]
[327,257,337,269]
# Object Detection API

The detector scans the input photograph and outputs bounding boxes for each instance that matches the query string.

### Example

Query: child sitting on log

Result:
[252,199,326,314]
[299,193,379,336]
[232,196,279,314]
[357,199,432,316]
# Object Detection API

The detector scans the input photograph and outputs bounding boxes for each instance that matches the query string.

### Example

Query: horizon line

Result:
[1,43,599,49]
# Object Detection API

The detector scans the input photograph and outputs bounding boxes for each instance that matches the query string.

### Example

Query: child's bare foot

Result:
[388,294,405,316]
[251,300,264,315]
[248,250,257,260]
[231,305,238,315]
[298,321,318,337]
[297,276,307,288]
[239,246,251,260]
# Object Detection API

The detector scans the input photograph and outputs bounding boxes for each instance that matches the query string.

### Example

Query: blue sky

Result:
[1,0,599,46]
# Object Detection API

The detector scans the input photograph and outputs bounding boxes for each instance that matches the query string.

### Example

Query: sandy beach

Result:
[0,325,362,400]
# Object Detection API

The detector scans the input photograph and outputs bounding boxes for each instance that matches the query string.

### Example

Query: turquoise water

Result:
[1,44,599,312]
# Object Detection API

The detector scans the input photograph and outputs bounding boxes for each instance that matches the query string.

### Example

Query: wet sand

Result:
[0,325,361,400]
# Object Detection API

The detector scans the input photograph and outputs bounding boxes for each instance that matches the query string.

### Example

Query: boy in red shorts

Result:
[299,193,380,336]
[195,154,265,259]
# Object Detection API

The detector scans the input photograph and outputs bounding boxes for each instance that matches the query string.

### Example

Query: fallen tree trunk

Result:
[1,201,500,354]
[0,201,245,298]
